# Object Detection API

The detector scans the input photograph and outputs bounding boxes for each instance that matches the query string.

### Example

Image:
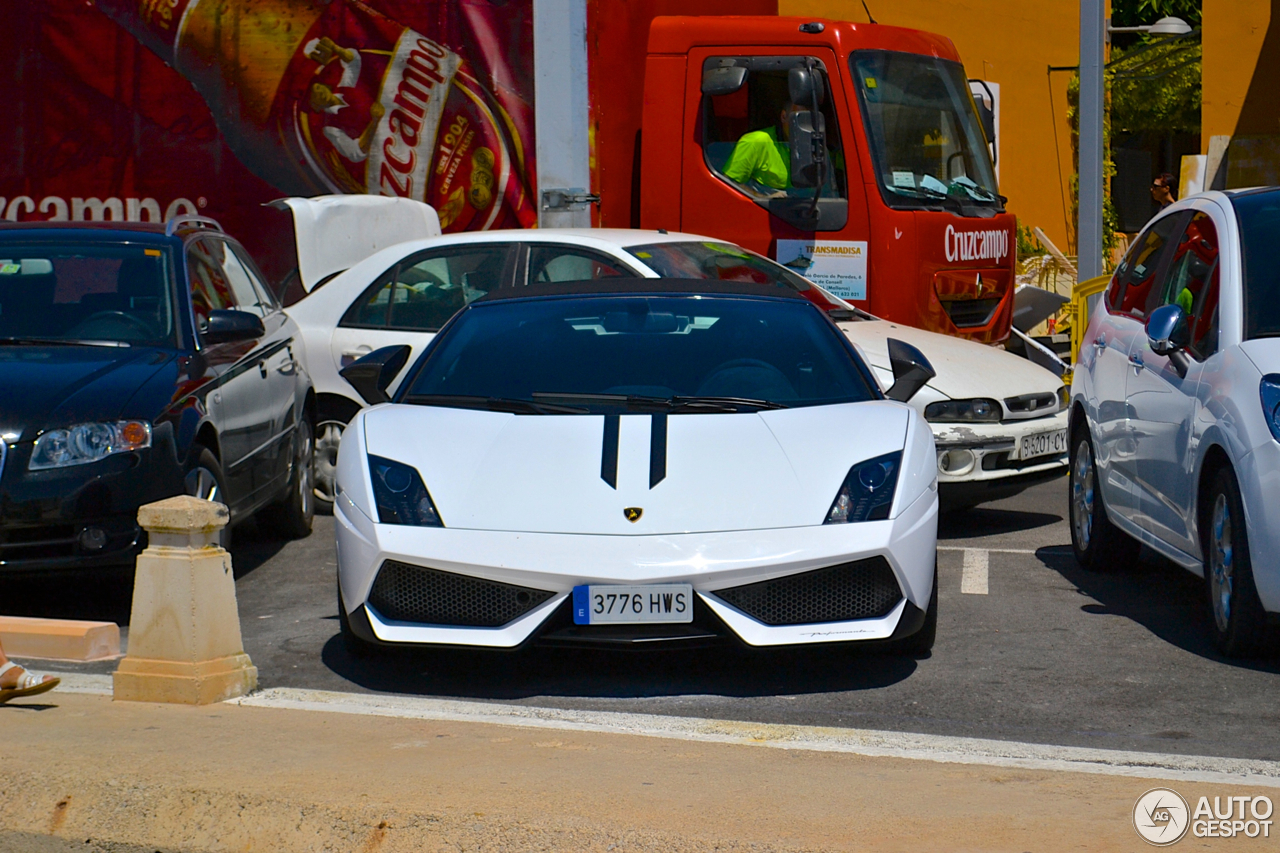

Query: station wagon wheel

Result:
[1203,467,1269,657]
[313,419,345,514]
[1068,424,1138,570]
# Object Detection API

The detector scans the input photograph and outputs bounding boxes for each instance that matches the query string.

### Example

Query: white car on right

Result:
[1070,187,1280,656]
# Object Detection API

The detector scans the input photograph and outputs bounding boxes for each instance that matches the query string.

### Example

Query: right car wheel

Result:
[1069,425,1139,570]
[1202,466,1271,657]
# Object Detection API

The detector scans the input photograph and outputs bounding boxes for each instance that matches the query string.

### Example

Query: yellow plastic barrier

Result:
[1067,273,1111,366]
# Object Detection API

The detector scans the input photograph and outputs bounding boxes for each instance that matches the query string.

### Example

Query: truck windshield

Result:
[0,244,177,347]
[851,50,1000,209]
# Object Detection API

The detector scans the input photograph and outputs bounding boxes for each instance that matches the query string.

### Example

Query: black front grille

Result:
[367,560,556,627]
[942,298,1000,328]
[0,524,77,562]
[712,557,902,626]
[1004,392,1057,414]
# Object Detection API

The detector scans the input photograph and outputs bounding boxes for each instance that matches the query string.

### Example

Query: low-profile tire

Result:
[896,563,937,657]
[185,445,231,549]
[1202,466,1271,657]
[1068,425,1139,570]
[337,580,374,659]
[313,418,346,516]
[263,419,315,539]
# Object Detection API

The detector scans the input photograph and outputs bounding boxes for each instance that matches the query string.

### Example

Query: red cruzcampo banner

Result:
[0,0,536,283]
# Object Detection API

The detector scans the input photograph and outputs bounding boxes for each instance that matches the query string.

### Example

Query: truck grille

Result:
[712,557,902,626]
[942,298,1001,328]
[367,561,556,628]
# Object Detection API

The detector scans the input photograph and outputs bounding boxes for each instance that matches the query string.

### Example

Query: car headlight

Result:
[923,398,1001,423]
[368,455,443,526]
[28,420,151,470]
[825,452,901,523]
[1260,375,1280,442]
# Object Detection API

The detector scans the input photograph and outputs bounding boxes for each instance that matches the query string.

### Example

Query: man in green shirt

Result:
[722,109,792,195]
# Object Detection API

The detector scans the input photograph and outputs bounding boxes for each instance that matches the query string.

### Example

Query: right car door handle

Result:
[1128,352,1144,372]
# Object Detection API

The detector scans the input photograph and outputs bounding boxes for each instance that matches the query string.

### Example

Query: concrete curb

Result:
[0,616,120,662]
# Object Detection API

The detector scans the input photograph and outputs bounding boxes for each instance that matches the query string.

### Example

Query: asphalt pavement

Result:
[6,473,1280,764]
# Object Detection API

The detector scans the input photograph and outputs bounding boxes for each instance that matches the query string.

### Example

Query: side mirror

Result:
[787,109,827,189]
[885,338,937,403]
[202,309,265,344]
[340,344,411,406]
[702,64,747,96]
[788,66,825,107]
[1146,304,1190,356]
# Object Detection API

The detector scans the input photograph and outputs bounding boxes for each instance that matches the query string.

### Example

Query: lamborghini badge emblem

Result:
[624,507,643,523]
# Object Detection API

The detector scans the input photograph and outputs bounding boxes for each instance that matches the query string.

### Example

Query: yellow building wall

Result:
[780,0,1081,252]
[1202,0,1270,149]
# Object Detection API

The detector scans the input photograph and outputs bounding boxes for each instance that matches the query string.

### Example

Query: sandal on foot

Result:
[0,660,60,703]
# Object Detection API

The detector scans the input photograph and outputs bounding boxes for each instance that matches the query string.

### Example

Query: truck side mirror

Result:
[885,338,936,403]
[788,66,825,107]
[968,79,998,166]
[702,65,747,96]
[787,108,827,189]
[340,344,411,406]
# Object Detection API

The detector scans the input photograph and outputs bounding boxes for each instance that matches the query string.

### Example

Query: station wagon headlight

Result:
[1260,375,1280,442]
[29,420,151,470]
[825,452,901,524]
[923,398,1001,423]
[368,455,443,526]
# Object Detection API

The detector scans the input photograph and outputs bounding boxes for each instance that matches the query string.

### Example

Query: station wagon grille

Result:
[712,557,902,626]
[367,560,556,628]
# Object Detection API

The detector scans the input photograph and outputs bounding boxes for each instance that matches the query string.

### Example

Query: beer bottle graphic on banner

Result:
[98,0,535,231]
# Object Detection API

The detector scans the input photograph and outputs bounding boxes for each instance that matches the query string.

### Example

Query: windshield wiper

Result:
[0,337,130,348]
[403,394,587,414]
[531,392,787,413]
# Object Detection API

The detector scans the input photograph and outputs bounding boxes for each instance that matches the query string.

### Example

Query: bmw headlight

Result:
[29,420,151,470]
[368,455,443,526]
[1260,375,1280,442]
[923,398,1001,423]
[825,452,901,524]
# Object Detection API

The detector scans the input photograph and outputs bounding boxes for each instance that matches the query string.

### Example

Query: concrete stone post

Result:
[113,495,257,704]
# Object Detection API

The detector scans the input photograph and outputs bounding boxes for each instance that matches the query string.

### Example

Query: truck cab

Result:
[635,17,1015,344]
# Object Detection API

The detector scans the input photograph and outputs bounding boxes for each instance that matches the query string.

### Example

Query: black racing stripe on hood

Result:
[600,414,619,489]
[649,413,667,489]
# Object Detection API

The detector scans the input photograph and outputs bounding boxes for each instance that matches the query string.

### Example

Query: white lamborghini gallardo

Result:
[334,279,940,654]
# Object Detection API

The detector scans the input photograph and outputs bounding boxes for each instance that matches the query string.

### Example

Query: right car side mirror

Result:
[885,338,937,402]
[1146,304,1190,356]
[340,344,412,406]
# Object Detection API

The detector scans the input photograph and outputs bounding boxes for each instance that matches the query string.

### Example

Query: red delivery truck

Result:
[3,0,1013,343]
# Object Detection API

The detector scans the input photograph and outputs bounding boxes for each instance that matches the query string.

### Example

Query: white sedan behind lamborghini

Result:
[285,228,1066,513]
[333,280,939,653]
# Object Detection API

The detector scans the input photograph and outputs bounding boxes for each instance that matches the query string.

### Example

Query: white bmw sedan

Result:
[333,280,939,654]
[286,228,1066,513]
[1070,187,1280,656]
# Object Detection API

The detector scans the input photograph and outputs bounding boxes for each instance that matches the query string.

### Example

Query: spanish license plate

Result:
[1018,428,1068,460]
[572,584,694,625]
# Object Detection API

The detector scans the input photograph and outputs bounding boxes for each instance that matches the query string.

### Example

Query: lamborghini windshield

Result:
[404,293,877,412]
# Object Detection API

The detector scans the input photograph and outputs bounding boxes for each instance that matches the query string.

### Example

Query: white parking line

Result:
[960,548,989,595]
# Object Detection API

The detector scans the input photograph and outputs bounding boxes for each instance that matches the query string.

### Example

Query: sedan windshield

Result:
[0,243,176,347]
[1231,190,1280,339]
[852,50,1000,208]
[404,294,876,412]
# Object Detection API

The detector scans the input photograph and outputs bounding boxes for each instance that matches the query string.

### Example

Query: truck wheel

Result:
[1203,467,1271,657]
[1068,426,1139,570]
[185,445,230,550]
[313,418,346,516]
[264,419,315,539]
